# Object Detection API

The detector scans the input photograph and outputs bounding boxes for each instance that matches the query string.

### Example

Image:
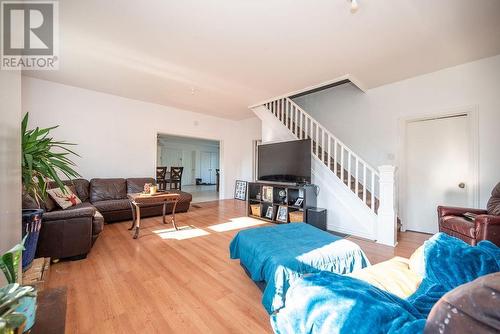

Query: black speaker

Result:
[306,208,327,231]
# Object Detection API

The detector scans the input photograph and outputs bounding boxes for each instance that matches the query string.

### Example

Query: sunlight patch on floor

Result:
[153,225,210,240]
[207,216,266,232]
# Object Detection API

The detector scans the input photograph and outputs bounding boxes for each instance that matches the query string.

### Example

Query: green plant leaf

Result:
[21,112,81,203]
[4,313,26,329]
[0,244,23,284]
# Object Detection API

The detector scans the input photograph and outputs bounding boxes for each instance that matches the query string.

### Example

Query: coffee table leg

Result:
[128,201,136,230]
[133,206,141,239]
[162,202,167,224]
[171,200,178,230]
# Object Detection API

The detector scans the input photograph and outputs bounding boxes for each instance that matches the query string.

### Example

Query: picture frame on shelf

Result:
[234,180,248,201]
[276,205,288,223]
[294,197,304,207]
[265,206,274,219]
[262,186,273,203]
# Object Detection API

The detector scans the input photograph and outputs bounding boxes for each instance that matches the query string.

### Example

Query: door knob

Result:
[458,182,466,189]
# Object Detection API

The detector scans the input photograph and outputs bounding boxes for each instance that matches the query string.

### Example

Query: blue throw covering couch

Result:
[270,233,500,334]
[229,223,370,314]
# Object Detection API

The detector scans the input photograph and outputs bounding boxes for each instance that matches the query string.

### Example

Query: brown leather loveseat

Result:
[23,177,192,260]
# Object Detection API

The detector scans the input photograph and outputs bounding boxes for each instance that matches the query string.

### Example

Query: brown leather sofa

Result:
[425,272,500,333]
[23,177,192,260]
[89,178,192,223]
[437,182,500,246]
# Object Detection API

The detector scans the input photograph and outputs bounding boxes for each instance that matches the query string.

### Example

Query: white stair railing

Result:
[263,97,380,214]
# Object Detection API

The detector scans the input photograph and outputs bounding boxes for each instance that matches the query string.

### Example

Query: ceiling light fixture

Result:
[350,0,359,13]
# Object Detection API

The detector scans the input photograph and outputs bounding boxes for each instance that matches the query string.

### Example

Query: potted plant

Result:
[0,284,35,334]
[0,243,36,333]
[21,112,80,270]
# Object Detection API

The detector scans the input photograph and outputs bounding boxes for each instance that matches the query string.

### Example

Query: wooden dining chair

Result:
[169,167,184,191]
[156,167,168,190]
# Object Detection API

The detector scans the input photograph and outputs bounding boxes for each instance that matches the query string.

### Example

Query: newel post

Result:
[376,165,397,247]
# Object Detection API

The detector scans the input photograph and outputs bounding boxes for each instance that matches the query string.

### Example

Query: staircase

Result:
[263,97,380,213]
[252,96,397,246]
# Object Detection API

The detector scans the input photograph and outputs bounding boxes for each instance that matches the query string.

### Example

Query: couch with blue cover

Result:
[271,233,500,334]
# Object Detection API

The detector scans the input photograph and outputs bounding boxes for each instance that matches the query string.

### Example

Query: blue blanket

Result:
[271,233,500,334]
[229,223,370,314]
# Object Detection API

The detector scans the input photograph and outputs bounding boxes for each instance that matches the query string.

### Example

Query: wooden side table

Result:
[127,192,181,239]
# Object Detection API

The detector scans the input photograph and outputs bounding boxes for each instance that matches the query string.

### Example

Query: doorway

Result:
[157,134,220,203]
[402,111,478,234]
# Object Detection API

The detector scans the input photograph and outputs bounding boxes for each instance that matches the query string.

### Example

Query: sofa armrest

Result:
[475,215,500,245]
[36,215,93,259]
[437,205,487,218]
[475,215,500,226]
[43,206,96,221]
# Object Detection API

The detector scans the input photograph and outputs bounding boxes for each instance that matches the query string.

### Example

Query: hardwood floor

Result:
[47,199,429,334]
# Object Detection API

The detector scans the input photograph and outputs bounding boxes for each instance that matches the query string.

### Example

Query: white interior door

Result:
[181,151,194,185]
[200,152,211,184]
[405,115,470,233]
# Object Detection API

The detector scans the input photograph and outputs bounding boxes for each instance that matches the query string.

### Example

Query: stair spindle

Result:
[333,140,337,175]
[355,157,359,197]
[323,129,327,164]
[363,165,367,204]
[315,123,319,157]
[304,116,309,139]
[371,171,375,210]
[347,151,351,190]
[340,148,344,182]
[328,137,331,169]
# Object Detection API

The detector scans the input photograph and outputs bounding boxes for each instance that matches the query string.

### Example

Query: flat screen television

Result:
[258,139,311,184]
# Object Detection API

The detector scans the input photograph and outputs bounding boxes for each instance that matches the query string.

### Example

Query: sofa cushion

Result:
[409,245,425,277]
[47,179,90,203]
[487,182,500,216]
[42,194,57,212]
[90,178,127,202]
[348,257,422,299]
[93,199,130,212]
[47,185,82,209]
[127,177,156,194]
[42,202,96,221]
[22,191,39,209]
[440,216,476,238]
[22,190,58,212]
[67,179,90,202]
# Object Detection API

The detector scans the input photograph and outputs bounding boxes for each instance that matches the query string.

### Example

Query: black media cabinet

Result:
[247,182,317,224]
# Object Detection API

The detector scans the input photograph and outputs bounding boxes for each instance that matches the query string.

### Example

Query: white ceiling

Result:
[24,0,500,119]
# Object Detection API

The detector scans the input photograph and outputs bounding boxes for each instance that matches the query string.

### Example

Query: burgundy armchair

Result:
[437,182,500,246]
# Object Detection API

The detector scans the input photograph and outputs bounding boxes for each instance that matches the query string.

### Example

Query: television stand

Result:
[247,182,317,224]
[255,180,299,186]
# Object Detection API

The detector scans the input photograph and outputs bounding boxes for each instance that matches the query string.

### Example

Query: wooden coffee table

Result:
[127,192,181,239]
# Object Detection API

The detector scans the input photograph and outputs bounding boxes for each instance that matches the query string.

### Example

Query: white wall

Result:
[22,77,261,200]
[294,55,500,207]
[0,71,22,284]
